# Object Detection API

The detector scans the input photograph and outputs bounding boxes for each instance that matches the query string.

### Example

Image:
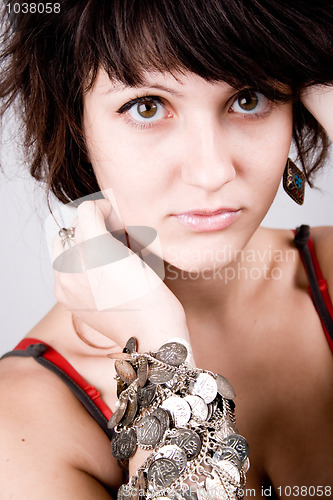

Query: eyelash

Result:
[117,95,168,130]
[116,90,271,130]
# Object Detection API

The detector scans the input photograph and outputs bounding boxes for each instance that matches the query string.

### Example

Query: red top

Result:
[13,337,113,420]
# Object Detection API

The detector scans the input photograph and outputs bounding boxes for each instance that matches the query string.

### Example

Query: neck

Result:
[163,228,269,317]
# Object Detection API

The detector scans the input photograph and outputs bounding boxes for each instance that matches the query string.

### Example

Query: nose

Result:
[180,119,236,192]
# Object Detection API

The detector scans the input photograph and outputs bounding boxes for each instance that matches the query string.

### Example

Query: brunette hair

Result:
[1,0,332,204]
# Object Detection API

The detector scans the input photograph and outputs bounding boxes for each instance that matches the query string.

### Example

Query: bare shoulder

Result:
[257,227,333,490]
[0,356,122,499]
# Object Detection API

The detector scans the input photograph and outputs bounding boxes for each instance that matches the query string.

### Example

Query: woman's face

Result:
[83,70,292,272]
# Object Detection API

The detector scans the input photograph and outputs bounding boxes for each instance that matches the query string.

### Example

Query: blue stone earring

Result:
[283,158,305,205]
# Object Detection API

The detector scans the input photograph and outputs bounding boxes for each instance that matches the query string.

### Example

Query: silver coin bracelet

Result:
[107,338,250,500]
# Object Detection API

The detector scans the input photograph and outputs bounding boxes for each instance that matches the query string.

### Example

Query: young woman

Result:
[0,1,332,499]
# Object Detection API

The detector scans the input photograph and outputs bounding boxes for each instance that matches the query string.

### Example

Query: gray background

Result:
[1,116,332,355]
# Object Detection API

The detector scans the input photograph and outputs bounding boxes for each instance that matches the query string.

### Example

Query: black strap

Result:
[1,343,114,440]
[294,225,333,341]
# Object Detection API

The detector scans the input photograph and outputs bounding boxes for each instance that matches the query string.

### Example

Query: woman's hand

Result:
[52,199,190,353]
[301,84,333,142]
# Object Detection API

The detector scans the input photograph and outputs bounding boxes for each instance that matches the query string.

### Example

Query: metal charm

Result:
[115,359,137,385]
[215,374,236,400]
[189,373,218,403]
[161,396,191,427]
[137,356,149,387]
[151,407,170,433]
[136,415,163,446]
[148,365,175,384]
[123,337,137,354]
[111,428,137,460]
[137,383,157,407]
[155,444,187,473]
[224,434,249,463]
[184,395,208,425]
[155,342,188,366]
[107,394,128,428]
[214,420,238,442]
[213,446,241,470]
[147,458,180,489]
[168,428,202,460]
[121,393,138,426]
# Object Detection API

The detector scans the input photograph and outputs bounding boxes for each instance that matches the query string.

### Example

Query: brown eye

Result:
[121,96,169,127]
[230,90,269,116]
[237,92,259,111]
[137,100,158,118]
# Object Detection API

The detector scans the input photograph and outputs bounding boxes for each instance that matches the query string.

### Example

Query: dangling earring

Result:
[283,158,305,205]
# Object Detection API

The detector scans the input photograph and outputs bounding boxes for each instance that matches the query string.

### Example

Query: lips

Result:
[173,208,241,232]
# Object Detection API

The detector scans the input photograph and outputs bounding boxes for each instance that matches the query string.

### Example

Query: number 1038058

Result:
[276,486,331,497]
[6,3,61,14]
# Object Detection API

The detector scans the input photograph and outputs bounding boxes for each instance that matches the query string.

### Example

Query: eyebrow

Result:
[107,81,184,98]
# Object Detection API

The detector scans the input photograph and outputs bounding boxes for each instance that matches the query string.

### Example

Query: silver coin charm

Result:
[136,415,162,446]
[224,434,249,463]
[206,399,218,421]
[213,446,241,469]
[147,458,180,489]
[121,393,138,426]
[215,373,236,400]
[214,420,238,442]
[189,373,218,403]
[137,383,157,407]
[168,428,202,460]
[184,395,208,425]
[111,428,137,460]
[115,359,137,385]
[161,396,191,427]
[107,394,128,429]
[151,407,170,433]
[148,365,175,384]
[155,342,188,366]
[155,444,187,473]
[123,337,137,354]
[137,356,149,387]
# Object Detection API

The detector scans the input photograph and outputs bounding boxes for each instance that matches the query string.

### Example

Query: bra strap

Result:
[294,225,333,352]
[1,338,114,438]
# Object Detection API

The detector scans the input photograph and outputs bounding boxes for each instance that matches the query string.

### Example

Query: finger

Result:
[76,199,114,240]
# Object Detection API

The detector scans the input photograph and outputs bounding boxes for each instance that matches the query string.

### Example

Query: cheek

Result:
[238,111,293,190]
